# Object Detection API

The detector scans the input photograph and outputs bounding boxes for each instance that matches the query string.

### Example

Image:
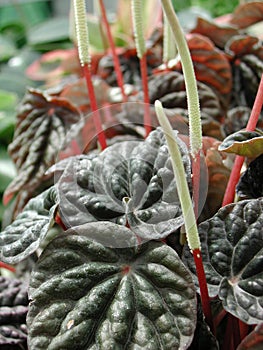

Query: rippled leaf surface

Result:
[27,222,196,350]
[184,198,263,324]
[218,130,263,157]
[0,186,57,264]
[58,128,191,240]
[4,88,81,205]
[145,71,223,139]
[237,154,263,199]
[226,35,263,108]
[0,276,28,349]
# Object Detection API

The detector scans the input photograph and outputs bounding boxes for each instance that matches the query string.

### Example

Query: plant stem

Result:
[160,0,202,217]
[98,0,127,102]
[222,73,263,206]
[155,100,213,331]
[131,0,151,137]
[0,261,15,273]
[73,0,107,150]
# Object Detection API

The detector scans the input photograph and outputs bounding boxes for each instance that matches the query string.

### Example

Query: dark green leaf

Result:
[27,222,197,350]
[58,128,191,240]
[0,186,57,264]
[184,198,263,324]
[237,154,263,199]
[4,88,81,205]
[218,130,263,157]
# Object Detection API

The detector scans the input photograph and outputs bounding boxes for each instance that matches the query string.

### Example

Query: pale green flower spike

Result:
[131,0,146,59]
[163,13,177,64]
[73,0,91,66]
[155,100,201,251]
[161,0,202,157]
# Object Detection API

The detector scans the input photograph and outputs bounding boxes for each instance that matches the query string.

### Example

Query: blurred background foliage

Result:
[0,0,246,226]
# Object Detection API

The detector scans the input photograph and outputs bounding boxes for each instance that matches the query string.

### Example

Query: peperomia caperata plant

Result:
[0,0,263,349]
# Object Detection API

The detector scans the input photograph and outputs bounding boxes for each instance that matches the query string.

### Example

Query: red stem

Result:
[98,0,127,102]
[239,319,250,341]
[140,54,151,137]
[193,249,214,332]
[82,64,107,150]
[222,73,263,206]
[0,261,16,273]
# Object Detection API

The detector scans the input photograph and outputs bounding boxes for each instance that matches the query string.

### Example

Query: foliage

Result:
[0,1,262,349]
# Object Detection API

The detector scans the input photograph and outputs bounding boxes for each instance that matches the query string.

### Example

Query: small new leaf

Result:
[218,129,263,157]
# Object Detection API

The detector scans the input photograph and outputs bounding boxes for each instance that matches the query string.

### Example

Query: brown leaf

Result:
[4,89,81,205]
[230,2,263,29]
[191,17,239,49]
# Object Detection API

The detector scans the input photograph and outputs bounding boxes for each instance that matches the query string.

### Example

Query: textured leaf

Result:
[218,130,263,157]
[184,198,263,324]
[172,34,232,110]
[0,186,57,264]
[237,323,263,350]
[201,137,231,220]
[223,107,253,136]
[237,154,263,200]
[4,88,81,205]
[191,17,239,49]
[27,222,197,350]
[144,71,224,139]
[230,2,263,29]
[226,35,263,108]
[0,276,28,349]
[57,128,191,240]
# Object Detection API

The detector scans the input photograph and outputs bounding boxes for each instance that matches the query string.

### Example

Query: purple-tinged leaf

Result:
[4,88,81,205]
[0,186,57,264]
[27,222,196,350]
[184,198,263,324]
[0,276,28,349]
[57,128,192,240]
[218,130,263,157]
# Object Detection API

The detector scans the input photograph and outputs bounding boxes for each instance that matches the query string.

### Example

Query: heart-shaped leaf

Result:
[4,88,81,205]
[0,186,57,264]
[237,154,263,200]
[27,222,197,350]
[57,128,191,240]
[218,130,263,157]
[184,198,263,324]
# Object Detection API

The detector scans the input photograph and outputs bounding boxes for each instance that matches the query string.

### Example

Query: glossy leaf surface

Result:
[237,154,263,199]
[4,88,80,205]
[0,186,57,264]
[27,222,197,350]
[58,128,191,240]
[184,198,263,324]
[218,130,263,157]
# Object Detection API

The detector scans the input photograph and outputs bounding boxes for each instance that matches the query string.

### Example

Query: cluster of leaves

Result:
[0,1,262,349]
